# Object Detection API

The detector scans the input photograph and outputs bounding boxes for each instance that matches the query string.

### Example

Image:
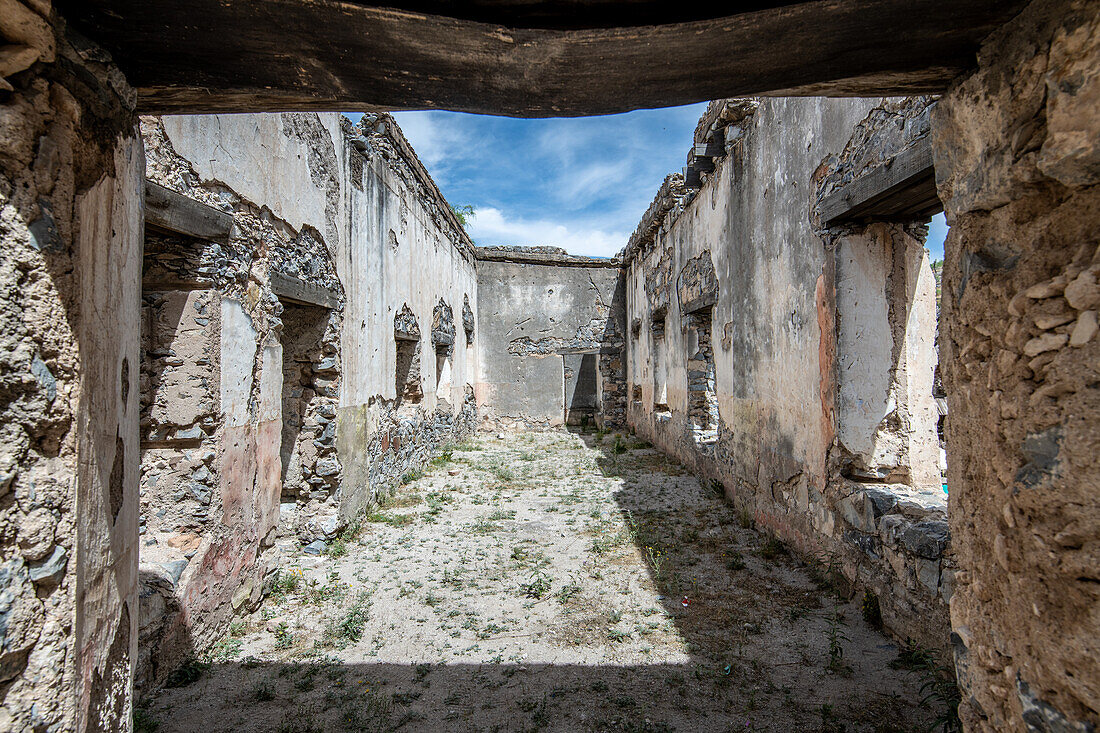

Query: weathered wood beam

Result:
[820,137,942,224]
[270,271,341,310]
[58,0,1026,116]
[144,181,234,241]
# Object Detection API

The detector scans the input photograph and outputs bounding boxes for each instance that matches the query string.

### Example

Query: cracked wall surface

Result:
[475,247,625,429]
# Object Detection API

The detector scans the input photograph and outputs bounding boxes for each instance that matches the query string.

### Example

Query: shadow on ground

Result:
[138,429,942,733]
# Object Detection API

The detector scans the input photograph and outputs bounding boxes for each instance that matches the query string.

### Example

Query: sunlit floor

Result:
[139,430,943,732]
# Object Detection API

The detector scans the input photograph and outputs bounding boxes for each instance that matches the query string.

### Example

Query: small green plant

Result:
[861,589,883,629]
[133,707,159,732]
[557,581,581,603]
[273,622,294,650]
[400,467,424,484]
[709,478,724,497]
[324,590,371,648]
[645,545,665,581]
[251,681,276,701]
[521,569,552,599]
[271,567,304,601]
[759,536,786,560]
[727,551,746,571]
[326,520,361,558]
[737,507,754,529]
[825,607,852,676]
[164,657,209,687]
[611,435,628,454]
[891,641,962,732]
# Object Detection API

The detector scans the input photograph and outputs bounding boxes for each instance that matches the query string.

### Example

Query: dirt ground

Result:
[139,430,947,733]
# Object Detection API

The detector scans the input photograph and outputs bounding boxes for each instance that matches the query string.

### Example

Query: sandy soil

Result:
[139,430,945,733]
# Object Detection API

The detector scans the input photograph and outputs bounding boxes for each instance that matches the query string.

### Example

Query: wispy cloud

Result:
[467,207,628,259]
[389,103,707,257]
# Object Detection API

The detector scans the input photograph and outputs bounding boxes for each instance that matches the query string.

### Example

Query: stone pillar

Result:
[0,5,142,731]
[933,0,1099,729]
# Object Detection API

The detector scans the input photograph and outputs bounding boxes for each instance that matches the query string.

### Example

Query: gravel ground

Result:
[140,429,945,733]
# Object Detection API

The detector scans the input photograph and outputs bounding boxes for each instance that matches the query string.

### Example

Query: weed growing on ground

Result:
[326,521,362,558]
[759,536,786,560]
[889,640,962,732]
[271,567,304,602]
[251,681,276,701]
[273,622,294,650]
[738,507,755,529]
[825,608,852,676]
[277,704,324,733]
[324,591,372,648]
[365,511,415,527]
[164,657,209,688]
[133,707,159,732]
[612,435,628,454]
[727,551,746,571]
[521,569,552,599]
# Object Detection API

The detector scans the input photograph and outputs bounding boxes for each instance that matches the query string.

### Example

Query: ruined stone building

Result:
[0,0,1097,731]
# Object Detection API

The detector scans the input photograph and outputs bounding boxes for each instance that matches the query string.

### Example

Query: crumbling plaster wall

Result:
[933,0,1099,728]
[0,5,143,731]
[475,247,625,428]
[625,96,952,654]
[139,113,346,687]
[336,113,479,521]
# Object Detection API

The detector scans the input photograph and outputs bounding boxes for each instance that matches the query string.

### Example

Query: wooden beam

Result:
[819,137,942,224]
[270,271,341,310]
[144,181,234,241]
[58,0,1025,116]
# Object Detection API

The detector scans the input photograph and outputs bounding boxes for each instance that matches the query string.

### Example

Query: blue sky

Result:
[385,105,708,258]
[357,108,950,261]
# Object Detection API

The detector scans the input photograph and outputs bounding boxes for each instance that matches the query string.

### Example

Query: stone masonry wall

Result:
[0,5,143,730]
[933,0,1099,728]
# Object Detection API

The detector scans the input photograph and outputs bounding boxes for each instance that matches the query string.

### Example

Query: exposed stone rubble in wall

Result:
[330,111,479,537]
[137,114,346,688]
[462,294,475,344]
[933,0,1099,728]
[1,6,141,730]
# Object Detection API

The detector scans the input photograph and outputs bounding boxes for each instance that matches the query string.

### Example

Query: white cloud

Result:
[468,207,627,259]
[390,111,471,169]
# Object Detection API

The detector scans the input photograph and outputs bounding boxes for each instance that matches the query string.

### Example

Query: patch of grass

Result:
[271,567,304,602]
[520,569,552,599]
[430,449,454,467]
[738,507,755,529]
[251,681,276,701]
[759,535,786,560]
[324,590,372,649]
[326,521,362,558]
[611,435,628,454]
[277,704,324,733]
[400,468,424,485]
[133,707,159,733]
[164,657,209,688]
[365,511,415,527]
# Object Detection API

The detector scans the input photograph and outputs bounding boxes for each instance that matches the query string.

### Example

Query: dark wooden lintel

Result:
[271,271,341,310]
[145,181,234,241]
[820,137,942,224]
